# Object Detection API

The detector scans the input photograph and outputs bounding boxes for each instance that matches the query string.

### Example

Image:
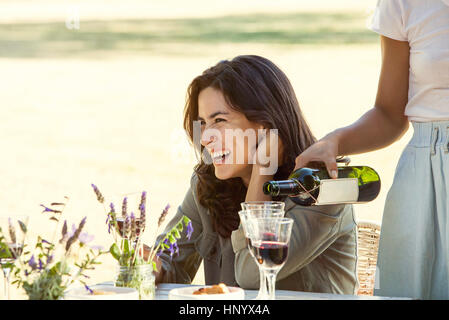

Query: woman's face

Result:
[197,87,263,185]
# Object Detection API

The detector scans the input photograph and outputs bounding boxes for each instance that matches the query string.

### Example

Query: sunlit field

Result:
[1,0,411,298]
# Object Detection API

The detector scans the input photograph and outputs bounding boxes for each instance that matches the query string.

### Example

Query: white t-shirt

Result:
[369,0,449,122]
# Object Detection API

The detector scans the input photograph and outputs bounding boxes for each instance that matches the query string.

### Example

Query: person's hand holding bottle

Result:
[293,133,340,179]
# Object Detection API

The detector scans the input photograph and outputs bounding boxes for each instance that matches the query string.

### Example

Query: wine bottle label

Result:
[316,178,359,205]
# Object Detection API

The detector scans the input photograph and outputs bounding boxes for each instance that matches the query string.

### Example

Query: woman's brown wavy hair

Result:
[183,55,316,238]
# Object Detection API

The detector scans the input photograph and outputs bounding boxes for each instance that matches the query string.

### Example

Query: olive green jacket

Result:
[157,173,358,294]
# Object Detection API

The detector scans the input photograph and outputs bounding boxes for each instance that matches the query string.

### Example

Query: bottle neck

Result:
[263,180,301,196]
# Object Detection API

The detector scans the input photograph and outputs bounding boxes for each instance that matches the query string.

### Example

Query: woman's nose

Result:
[200,128,219,147]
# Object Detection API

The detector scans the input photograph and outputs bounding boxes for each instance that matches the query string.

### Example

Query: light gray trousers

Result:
[375,121,449,300]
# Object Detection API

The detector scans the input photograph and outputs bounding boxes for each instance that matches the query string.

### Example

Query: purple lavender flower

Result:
[79,232,95,245]
[173,242,179,256]
[91,184,104,203]
[61,220,68,241]
[186,221,194,240]
[166,242,179,257]
[84,284,93,295]
[123,214,130,238]
[8,218,16,244]
[67,222,94,245]
[106,202,117,234]
[157,204,170,227]
[168,243,175,257]
[139,191,147,210]
[65,217,87,251]
[130,212,136,240]
[105,214,111,233]
[139,191,147,234]
[121,197,128,218]
[40,205,52,212]
[28,255,37,270]
[40,204,61,214]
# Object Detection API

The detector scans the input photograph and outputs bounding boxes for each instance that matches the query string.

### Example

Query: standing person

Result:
[294,0,449,299]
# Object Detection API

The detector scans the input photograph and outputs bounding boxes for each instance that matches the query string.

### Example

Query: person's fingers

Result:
[324,159,338,179]
[293,138,339,174]
[294,154,308,171]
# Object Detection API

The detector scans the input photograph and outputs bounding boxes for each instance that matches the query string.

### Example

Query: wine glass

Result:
[239,201,285,299]
[241,201,285,211]
[245,217,293,300]
[238,209,284,299]
[0,215,29,300]
[106,192,147,250]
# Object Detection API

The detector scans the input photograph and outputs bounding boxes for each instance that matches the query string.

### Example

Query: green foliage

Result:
[0,234,13,260]
[10,199,107,300]
[12,235,106,300]
[149,216,192,272]
[0,12,378,59]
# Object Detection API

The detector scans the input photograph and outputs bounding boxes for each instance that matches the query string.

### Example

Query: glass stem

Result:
[256,268,267,299]
[265,269,278,300]
[2,268,11,300]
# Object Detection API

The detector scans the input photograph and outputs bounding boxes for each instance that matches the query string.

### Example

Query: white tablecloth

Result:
[155,283,411,300]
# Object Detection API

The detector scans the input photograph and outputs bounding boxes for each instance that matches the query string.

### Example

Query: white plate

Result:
[64,284,139,300]
[168,285,245,300]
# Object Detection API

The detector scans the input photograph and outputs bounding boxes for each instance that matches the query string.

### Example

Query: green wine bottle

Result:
[263,166,381,206]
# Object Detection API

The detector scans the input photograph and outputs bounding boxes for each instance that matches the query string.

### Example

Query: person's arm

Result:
[294,36,410,177]
[150,174,203,284]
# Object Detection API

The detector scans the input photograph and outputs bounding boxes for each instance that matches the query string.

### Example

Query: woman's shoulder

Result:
[185,171,209,216]
[188,171,201,201]
[190,171,199,187]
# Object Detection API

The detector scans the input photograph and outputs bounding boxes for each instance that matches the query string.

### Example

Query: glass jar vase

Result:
[114,264,155,300]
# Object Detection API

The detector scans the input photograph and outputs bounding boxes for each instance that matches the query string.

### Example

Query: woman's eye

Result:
[214,118,226,123]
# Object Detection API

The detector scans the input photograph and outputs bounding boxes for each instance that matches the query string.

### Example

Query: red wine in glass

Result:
[253,241,289,269]
[247,232,278,260]
[246,237,258,258]
[115,217,142,238]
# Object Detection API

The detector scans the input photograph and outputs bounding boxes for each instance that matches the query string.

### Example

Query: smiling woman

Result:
[151,55,358,294]
[183,55,317,238]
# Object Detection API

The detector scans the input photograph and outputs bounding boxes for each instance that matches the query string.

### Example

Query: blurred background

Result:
[1,0,412,297]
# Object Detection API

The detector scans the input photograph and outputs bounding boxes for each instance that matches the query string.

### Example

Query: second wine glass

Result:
[245,217,293,300]
[238,209,284,300]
